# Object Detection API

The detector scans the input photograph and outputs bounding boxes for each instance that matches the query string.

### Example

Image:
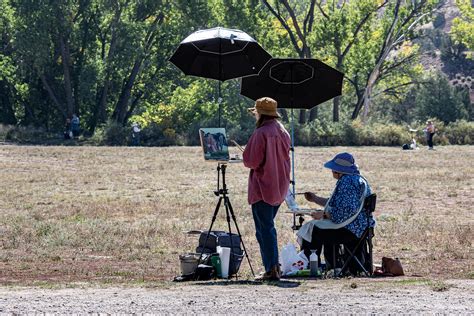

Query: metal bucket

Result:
[179,253,202,276]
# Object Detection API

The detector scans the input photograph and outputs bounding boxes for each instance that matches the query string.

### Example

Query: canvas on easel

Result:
[199,128,230,161]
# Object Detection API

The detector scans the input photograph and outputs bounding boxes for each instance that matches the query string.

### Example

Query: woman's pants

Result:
[252,201,280,272]
[301,227,358,268]
[427,133,434,148]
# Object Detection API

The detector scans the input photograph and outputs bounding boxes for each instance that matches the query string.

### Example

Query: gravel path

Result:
[0,279,472,314]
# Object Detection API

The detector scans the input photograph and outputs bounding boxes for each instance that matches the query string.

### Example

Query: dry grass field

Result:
[0,144,472,285]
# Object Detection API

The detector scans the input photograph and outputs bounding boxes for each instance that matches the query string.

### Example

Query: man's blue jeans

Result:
[252,200,280,272]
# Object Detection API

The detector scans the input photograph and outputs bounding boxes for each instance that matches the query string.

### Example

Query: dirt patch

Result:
[0,279,472,313]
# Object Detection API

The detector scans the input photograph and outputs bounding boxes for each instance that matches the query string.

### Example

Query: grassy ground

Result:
[0,145,472,285]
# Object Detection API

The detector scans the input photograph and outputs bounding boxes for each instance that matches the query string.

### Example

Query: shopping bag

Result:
[280,243,309,276]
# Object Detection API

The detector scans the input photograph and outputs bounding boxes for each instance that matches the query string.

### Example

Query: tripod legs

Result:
[198,194,255,279]
[197,197,223,271]
[198,163,254,279]
[224,196,255,277]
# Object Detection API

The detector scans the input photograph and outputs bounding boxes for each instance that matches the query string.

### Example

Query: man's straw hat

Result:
[247,97,281,118]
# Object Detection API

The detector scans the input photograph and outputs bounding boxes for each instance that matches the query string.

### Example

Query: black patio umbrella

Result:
[169,27,272,126]
[240,58,343,228]
[240,58,343,109]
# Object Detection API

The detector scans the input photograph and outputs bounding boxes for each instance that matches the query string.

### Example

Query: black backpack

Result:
[196,231,244,276]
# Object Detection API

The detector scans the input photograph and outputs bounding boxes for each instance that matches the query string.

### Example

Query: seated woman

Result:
[297,152,375,270]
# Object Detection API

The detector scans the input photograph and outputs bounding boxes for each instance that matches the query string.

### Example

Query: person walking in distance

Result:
[243,97,291,281]
[424,120,436,150]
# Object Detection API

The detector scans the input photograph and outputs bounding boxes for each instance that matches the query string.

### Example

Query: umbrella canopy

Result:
[240,58,343,108]
[240,58,344,230]
[169,27,272,82]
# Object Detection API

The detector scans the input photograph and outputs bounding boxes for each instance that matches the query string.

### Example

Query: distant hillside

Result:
[418,0,473,102]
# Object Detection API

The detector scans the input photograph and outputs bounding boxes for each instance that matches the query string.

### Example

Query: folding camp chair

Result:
[333,193,377,277]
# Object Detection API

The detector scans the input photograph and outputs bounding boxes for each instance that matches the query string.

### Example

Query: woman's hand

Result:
[304,192,317,202]
[310,211,324,220]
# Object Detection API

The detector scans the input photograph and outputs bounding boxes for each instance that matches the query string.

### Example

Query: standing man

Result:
[71,114,80,138]
[243,97,291,281]
[131,122,141,146]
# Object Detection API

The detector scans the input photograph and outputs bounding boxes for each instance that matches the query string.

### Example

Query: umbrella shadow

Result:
[194,279,301,288]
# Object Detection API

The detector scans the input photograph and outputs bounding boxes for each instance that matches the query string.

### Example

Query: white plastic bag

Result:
[280,243,309,276]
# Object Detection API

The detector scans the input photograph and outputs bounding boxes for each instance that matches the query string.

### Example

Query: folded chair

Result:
[332,193,377,277]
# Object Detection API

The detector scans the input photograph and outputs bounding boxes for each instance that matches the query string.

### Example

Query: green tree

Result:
[313,0,387,122]
[414,72,470,123]
[260,0,318,123]
[258,0,438,123]
[349,0,439,120]
[451,0,474,57]
[0,0,18,124]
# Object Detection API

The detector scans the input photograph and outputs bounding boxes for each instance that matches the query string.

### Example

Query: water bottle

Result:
[310,250,319,277]
[210,253,222,278]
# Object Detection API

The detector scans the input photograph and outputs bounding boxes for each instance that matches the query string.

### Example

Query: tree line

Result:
[0,0,472,145]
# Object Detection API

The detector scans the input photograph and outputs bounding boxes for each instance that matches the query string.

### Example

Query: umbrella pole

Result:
[290,108,296,229]
[218,81,222,127]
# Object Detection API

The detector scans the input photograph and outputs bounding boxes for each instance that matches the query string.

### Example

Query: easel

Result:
[197,162,255,278]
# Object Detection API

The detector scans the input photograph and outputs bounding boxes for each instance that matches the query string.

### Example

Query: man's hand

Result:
[304,192,317,202]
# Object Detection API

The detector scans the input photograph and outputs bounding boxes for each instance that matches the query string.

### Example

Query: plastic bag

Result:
[280,243,309,276]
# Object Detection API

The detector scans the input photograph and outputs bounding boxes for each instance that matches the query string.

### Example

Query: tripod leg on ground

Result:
[223,197,237,279]
[226,196,255,277]
[198,196,223,268]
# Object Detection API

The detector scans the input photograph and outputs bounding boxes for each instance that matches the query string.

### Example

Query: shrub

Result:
[294,120,413,146]
[91,121,128,146]
[139,123,185,146]
[3,125,60,144]
[0,124,14,141]
[444,120,474,145]
[5,120,474,146]
[369,123,410,146]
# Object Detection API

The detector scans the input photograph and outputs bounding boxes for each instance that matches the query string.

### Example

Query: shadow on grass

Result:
[194,279,301,288]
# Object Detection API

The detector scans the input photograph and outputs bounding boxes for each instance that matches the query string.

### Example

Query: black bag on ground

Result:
[195,231,244,276]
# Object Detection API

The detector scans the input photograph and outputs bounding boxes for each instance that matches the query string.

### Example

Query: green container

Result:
[295,269,310,277]
[211,254,222,278]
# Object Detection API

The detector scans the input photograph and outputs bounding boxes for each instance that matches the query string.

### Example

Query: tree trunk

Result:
[332,96,340,122]
[91,7,123,132]
[72,16,92,119]
[309,106,318,121]
[112,13,162,125]
[0,82,17,125]
[39,73,67,119]
[351,89,365,120]
[112,59,142,125]
[308,107,318,121]
[280,108,288,123]
[125,90,143,123]
[333,58,343,122]
[299,109,306,124]
[59,34,74,117]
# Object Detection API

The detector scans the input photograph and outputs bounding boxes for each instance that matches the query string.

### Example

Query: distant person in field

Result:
[131,122,141,146]
[71,114,80,138]
[64,118,72,140]
[409,128,418,150]
[243,97,291,281]
[424,120,436,150]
